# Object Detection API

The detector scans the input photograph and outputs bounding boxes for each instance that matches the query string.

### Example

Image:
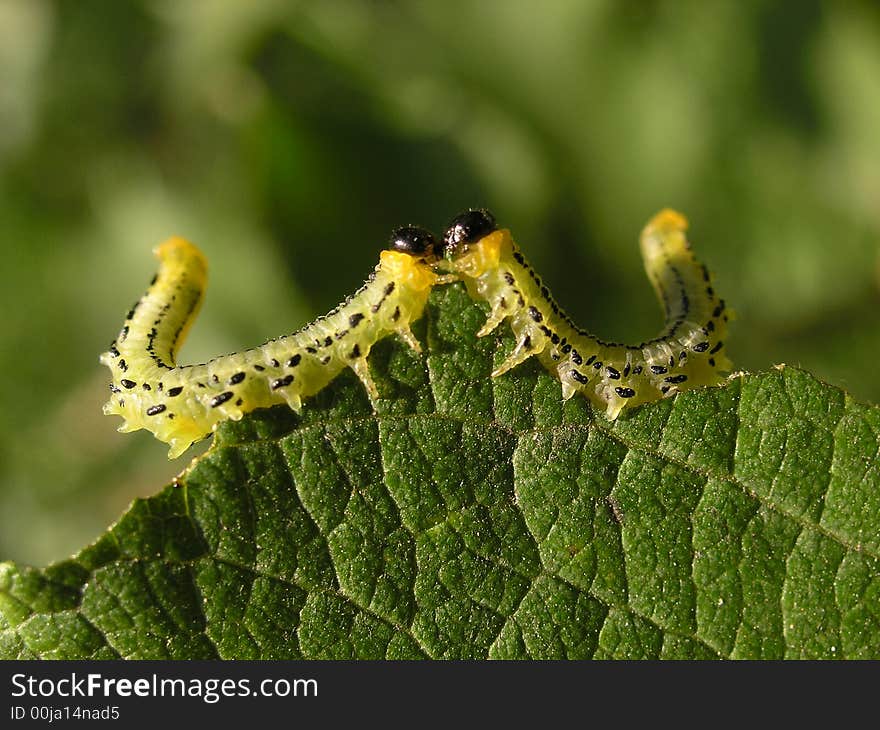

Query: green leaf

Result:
[2,285,879,659]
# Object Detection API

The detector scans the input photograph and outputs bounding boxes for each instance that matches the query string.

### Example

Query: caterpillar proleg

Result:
[438,208,734,418]
[100,226,446,458]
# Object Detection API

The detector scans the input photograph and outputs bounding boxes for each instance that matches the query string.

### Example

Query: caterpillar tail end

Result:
[153,236,208,273]
[640,208,692,264]
[645,209,689,234]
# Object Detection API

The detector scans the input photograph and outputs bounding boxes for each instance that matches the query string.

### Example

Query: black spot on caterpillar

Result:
[100,225,449,458]
[438,208,734,418]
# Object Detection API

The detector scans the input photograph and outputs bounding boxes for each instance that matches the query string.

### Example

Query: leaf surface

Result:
[2,286,879,659]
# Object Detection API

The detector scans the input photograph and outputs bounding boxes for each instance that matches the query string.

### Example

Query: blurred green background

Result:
[1,0,878,565]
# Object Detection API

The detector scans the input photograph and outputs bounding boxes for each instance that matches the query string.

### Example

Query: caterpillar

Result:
[438,208,733,419]
[100,226,448,458]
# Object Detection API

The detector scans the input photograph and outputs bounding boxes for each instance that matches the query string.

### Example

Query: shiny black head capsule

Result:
[442,209,497,256]
[388,225,438,256]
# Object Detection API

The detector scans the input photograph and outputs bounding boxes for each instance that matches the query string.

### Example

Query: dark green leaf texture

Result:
[2,285,879,659]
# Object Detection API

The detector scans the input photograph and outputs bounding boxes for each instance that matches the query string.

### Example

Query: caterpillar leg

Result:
[165,420,211,459]
[604,397,627,420]
[167,438,193,460]
[396,325,423,355]
[276,389,303,413]
[349,356,379,403]
[556,363,585,401]
[492,333,541,377]
[477,305,508,338]
[560,379,578,402]
[212,403,245,423]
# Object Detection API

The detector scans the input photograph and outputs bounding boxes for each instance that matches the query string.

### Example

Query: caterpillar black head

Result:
[442,209,497,257]
[389,225,440,259]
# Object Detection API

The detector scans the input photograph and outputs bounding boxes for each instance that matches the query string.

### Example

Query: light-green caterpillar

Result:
[101,226,446,458]
[437,208,733,418]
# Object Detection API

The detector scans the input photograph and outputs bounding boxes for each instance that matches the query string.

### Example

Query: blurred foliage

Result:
[1,0,878,565]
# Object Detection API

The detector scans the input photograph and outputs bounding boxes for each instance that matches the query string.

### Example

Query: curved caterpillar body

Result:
[438,208,733,419]
[100,227,446,458]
